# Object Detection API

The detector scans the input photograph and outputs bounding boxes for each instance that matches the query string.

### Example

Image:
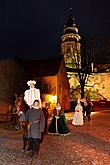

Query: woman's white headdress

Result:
[27,80,36,86]
[56,103,61,110]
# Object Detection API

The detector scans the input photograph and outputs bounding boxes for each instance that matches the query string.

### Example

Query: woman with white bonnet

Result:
[72,98,83,126]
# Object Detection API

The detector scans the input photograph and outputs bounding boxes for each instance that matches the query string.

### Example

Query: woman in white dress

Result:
[72,99,83,126]
[24,80,41,108]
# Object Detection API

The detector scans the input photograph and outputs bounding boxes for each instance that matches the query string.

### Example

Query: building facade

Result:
[60,10,110,101]
[0,57,70,116]
[23,56,70,112]
[69,71,110,101]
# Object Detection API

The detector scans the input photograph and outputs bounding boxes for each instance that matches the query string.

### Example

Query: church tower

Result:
[61,9,81,70]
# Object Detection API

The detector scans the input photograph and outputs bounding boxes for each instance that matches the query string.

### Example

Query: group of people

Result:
[15,80,70,160]
[12,79,92,160]
[10,80,46,159]
[72,98,92,126]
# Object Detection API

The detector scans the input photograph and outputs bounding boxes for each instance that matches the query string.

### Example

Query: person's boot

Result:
[22,136,27,150]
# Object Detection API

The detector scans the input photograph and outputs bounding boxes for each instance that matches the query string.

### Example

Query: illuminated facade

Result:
[61,10,110,101]
[61,9,81,69]
[28,57,70,112]
[87,72,110,101]
[69,71,110,101]
[0,57,70,116]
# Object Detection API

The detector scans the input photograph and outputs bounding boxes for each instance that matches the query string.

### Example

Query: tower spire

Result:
[69,7,72,15]
[69,7,75,22]
[61,10,81,69]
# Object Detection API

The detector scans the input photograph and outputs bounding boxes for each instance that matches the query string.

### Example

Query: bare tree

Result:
[67,34,96,98]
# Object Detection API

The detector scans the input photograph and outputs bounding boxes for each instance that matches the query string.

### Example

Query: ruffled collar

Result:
[32,106,39,109]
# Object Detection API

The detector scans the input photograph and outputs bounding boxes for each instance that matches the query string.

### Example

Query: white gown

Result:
[72,105,83,125]
[24,87,41,107]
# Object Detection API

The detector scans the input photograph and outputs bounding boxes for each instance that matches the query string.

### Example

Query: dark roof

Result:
[66,64,110,73]
[64,9,76,28]
[16,56,63,77]
[63,10,78,35]
[95,53,110,64]
[94,64,110,73]
[64,15,76,28]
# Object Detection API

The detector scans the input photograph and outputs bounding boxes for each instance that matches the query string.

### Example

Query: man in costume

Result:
[26,100,45,158]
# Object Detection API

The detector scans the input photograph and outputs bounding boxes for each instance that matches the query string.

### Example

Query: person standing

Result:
[48,102,70,136]
[26,100,45,158]
[72,98,83,126]
[81,98,87,122]
[19,111,28,151]
[42,107,49,134]
[85,102,91,121]
[24,80,41,108]
[19,100,30,151]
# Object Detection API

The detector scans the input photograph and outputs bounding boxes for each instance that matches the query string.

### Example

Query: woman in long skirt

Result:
[72,98,83,126]
[48,102,70,136]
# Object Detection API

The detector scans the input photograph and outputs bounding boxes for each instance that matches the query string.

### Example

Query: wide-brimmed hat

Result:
[27,80,36,86]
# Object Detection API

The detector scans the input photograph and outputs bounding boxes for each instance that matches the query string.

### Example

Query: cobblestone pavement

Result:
[0,110,110,165]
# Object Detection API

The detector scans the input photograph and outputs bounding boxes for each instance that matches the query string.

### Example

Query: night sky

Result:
[0,0,110,60]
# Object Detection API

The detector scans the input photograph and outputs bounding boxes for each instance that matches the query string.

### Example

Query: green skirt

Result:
[48,113,70,136]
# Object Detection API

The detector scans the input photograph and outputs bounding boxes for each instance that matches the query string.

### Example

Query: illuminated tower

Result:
[61,9,81,70]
